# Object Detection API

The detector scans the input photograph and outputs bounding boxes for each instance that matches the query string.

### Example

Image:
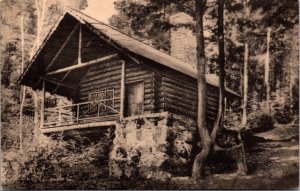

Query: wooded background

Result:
[0,0,299,188]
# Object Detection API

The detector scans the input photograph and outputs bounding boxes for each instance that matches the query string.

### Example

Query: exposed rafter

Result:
[47,53,119,75]
[33,23,80,89]
[42,77,76,90]
[52,31,96,93]
[45,23,79,71]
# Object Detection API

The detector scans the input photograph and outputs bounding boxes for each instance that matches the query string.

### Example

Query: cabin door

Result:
[125,81,144,117]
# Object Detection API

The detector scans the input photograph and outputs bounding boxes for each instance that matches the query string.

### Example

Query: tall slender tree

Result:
[19,5,26,152]
[264,27,271,114]
[191,0,212,181]
[241,0,250,128]
[211,0,225,142]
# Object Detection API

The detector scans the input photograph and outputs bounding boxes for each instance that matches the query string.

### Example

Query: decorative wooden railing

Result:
[43,97,120,128]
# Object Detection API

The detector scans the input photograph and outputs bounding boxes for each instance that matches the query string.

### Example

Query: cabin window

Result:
[125,81,144,117]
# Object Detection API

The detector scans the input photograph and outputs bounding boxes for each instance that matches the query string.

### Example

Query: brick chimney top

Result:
[170,12,195,25]
[169,12,196,67]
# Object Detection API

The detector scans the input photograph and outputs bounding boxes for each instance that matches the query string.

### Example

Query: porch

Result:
[41,97,120,134]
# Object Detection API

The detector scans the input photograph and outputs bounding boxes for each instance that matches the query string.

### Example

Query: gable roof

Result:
[18,8,240,97]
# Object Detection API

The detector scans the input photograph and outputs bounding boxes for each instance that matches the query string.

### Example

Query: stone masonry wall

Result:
[109,114,198,180]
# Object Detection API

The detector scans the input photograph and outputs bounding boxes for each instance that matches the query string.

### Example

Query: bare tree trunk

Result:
[211,0,225,142]
[191,0,212,181]
[241,43,248,127]
[19,14,25,151]
[32,0,46,141]
[33,91,39,141]
[19,87,26,152]
[211,0,248,176]
[265,27,271,114]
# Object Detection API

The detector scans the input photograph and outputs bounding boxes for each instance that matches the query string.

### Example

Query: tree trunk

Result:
[19,87,26,152]
[265,27,271,114]
[241,43,248,127]
[211,0,225,142]
[33,90,40,141]
[212,0,248,176]
[19,13,25,151]
[32,0,46,141]
[191,0,212,181]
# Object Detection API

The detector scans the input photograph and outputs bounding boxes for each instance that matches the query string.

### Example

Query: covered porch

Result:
[18,11,126,133]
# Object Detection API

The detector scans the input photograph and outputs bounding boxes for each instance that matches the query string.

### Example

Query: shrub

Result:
[2,130,113,190]
[247,111,274,133]
[273,107,292,124]
[223,112,241,130]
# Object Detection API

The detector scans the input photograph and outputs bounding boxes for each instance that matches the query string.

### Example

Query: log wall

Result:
[78,59,155,114]
[79,60,122,113]
[158,75,219,123]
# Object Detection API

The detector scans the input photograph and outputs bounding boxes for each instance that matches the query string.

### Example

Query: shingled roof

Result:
[19,8,240,97]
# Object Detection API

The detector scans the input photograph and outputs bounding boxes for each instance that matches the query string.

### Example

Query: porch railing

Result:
[43,97,120,128]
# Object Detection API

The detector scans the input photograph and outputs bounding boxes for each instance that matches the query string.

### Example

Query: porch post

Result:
[40,79,45,128]
[78,24,82,65]
[120,60,125,119]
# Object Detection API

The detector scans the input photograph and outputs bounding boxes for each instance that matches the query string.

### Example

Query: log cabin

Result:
[18,8,240,134]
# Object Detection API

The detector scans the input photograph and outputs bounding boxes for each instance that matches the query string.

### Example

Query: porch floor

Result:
[41,120,118,133]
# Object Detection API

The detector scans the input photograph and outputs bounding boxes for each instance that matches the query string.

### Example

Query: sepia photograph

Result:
[0,0,299,189]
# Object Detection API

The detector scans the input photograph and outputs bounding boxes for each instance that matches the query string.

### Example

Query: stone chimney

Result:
[169,12,197,67]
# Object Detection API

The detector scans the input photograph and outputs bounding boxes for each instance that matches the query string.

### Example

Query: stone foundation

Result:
[109,113,198,180]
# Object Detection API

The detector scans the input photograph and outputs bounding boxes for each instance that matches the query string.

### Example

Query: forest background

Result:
[0,0,299,189]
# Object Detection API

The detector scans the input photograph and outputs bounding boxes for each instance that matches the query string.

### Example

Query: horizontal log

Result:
[84,61,120,73]
[162,76,220,101]
[162,77,196,92]
[162,86,198,102]
[144,99,155,105]
[162,91,197,106]
[88,60,121,72]
[47,53,119,75]
[126,76,153,84]
[207,115,216,121]
[206,97,219,108]
[126,71,153,79]
[161,97,197,113]
[144,93,155,100]
[143,104,155,111]
[162,81,197,98]
[144,88,154,94]
[80,75,121,88]
[125,65,145,73]
[207,91,219,100]
[82,70,121,85]
[207,104,218,112]
[161,104,197,118]
[82,65,121,83]
[206,109,217,117]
